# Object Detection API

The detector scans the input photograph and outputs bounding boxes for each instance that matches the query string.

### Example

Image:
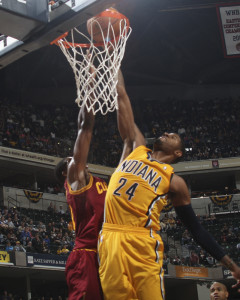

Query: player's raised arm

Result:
[67,103,94,186]
[67,63,96,187]
[117,70,145,162]
[170,174,240,286]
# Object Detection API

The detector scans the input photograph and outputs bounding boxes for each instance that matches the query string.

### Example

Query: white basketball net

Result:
[55,17,132,115]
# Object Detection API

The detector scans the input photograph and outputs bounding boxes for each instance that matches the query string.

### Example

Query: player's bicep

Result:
[118,125,145,164]
[133,124,146,148]
[169,174,190,207]
[117,92,145,143]
[117,92,135,140]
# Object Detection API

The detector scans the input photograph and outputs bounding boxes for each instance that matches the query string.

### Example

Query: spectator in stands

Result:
[181,229,191,245]
[25,241,35,253]
[43,234,50,247]
[53,232,63,247]
[1,96,240,168]
[206,254,216,267]
[13,241,26,252]
[57,245,62,255]
[0,216,8,229]
[60,244,70,255]
[189,251,199,267]
[47,202,54,214]
[5,240,13,252]
[6,229,17,244]
[38,221,46,233]
[163,254,170,267]
[17,221,26,235]
[58,205,65,215]
[13,213,20,228]
[0,232,7,244]
[6,217,15,229]
[32,233,43,253]
[20,226,32,246]
[209,282,229,300]
[199,250,208,266]
[42,240,50,254]
[28,219,38,233]
[160,219,167,232]
[171,256,181,265]
[1,207,8,217]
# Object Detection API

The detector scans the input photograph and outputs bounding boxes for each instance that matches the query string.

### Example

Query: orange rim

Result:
[50,9,130,48]
[54,40,106,48]
[50,32,69,45]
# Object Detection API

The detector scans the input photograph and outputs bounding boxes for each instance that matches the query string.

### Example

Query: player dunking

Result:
[55,69,106,300]
[98,70,240,300]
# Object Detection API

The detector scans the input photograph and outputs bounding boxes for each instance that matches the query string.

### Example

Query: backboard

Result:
[0,0,121,68]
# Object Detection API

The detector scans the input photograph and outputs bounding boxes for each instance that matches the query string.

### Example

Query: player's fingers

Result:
[86,49,92,61]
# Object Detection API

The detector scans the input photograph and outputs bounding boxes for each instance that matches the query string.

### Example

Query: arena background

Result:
[0,0,240,299]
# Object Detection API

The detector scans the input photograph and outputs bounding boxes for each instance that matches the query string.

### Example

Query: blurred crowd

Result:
[161,213,240,268]
[0,96,240,168]
[135,96,240,161]
[1,204,239,268]
[0,205,73,255]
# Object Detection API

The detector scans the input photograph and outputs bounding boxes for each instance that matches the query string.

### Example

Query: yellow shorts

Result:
[98,223,165,300]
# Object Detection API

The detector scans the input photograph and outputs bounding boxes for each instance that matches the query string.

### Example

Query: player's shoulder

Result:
[92,175,107,185]
[169,174,188,193]
[131,145,151,156]
[171,174,185,184]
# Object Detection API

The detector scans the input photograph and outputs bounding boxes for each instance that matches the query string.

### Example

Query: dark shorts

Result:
[65,249,103,300]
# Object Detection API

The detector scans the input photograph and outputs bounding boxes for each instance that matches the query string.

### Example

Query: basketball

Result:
[87,7,128,43]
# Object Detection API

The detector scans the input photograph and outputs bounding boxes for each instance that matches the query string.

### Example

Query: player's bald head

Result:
[210,282,227,290]
[210,282,228,300]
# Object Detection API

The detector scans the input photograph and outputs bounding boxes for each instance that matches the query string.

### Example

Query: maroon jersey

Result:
[65,175,107,249]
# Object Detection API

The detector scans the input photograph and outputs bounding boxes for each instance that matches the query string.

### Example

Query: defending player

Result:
[55,70,106,300]
[98,70,240,300]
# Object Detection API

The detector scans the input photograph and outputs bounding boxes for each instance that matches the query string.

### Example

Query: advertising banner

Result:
[175,266,209,278]
[0,251,10,263]
[27,253,67,268]
[0,146,58,165]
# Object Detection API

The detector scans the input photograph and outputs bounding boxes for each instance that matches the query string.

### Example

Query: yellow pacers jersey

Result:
[104,145,174,231]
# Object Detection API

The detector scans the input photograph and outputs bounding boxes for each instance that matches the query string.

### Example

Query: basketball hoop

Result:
[51,8,132,115]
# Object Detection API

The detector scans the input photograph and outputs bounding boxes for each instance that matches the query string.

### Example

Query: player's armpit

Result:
[133,124,146,148]
[119,142,133,163]
[169,174,190,207]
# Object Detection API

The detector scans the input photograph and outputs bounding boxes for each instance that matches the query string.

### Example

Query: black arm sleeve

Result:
[174,204,225,261]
